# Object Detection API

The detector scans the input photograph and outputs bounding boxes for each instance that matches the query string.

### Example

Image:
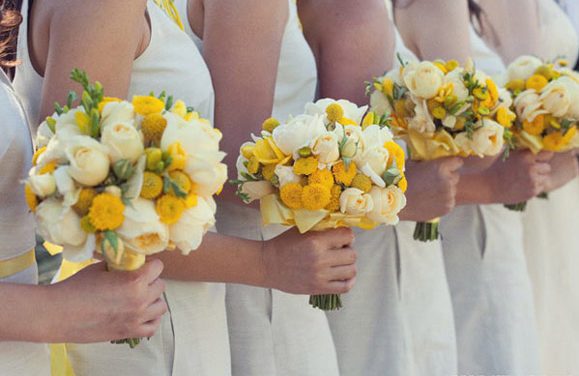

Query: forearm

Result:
[456,172,496,205]
[155,232,267,287]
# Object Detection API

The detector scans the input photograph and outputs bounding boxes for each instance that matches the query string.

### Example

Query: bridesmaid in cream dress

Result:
[476,0,579,373]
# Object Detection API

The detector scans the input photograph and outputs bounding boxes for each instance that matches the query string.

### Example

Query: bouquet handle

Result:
[309,294,342,311]
[413,218,440,242]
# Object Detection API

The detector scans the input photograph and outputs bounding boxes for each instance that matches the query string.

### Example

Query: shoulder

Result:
[42,0,147,29]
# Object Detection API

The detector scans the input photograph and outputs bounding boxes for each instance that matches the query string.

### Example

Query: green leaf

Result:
[165,95,174,111]
[383,167,402,186]
[113,159,135,181]
[103,230,119,256]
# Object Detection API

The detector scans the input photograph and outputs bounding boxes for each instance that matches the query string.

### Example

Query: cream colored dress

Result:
[521,1,579,373]
[174,1,339,375]
[327,7,458,374]
[15,1,230,375]
[441,27,541,375]
[0,66,50,376]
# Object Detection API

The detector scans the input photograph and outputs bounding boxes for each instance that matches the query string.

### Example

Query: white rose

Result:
[507,55,543,82]
[339,188,374,216]
[186,159,228,197]
[272,114,327,157]
[275,165,301,187]
[360,124,393,150]
[28,174,56,198]
[514,90,547,122]
[357,147,389,179]
[540,77,574,118]
[65,136,110,186]
[170,197,216,254]
[239,181,275,203]
[117,198,169,255]
[101,101,135,130]
[367,186,407,225]
[403,61,444,99]
[444,68,469,101]
[311,133,340,164]
[305,98,368,124]
[101,121,144,163]
[471,119,505,156]
[161,112,222,157]
[369,90,393,117]
[36,111,85,167]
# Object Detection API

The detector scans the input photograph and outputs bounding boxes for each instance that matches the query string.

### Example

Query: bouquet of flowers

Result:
[503,55,579,210]
[24,70,227,347]
[232,99,408,310]
[368,59,513,241]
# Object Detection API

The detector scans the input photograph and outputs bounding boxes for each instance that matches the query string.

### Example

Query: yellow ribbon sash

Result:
[0,249,35,279]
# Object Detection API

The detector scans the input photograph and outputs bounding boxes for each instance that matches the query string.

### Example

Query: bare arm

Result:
[299,0,395,105]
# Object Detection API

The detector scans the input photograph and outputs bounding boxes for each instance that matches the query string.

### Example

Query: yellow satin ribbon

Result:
[404,129,462,161]
[152,0,185,30]
[0,249,35,279]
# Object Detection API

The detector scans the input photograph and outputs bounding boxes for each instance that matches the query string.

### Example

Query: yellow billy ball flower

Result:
[326,103,344,123]
[97,97,122,113]
[73,188,98,216]
[169,171,192,195]
[302,184,331,211]
[332,161,357,186]
[351,174,373,193]
[523,115,545,136]
[166,142,187,171]
[32,147,46,166]
[325,185,342,212]
[280,183,304,209]
[24,184,38,212]
[141,172,164,199]
[496,107,516,128]
[132,95,165,116]
[262,164,277,181]
[293,157,318,176]
[384,141,406,170]
[308,168,334,189]
[156,195,186,225]
[80,216,97,233]
[526,74,549,92]
[142,113,168,145]
[88,193,125,231]
[398,175,408,193]
[262,117,281,133]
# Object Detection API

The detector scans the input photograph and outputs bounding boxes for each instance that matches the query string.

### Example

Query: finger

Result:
[326,247,357,267]
[143,298,168,323]
[137,317,163,339]
[533,162,552,176]
[324,277,357,294]
[139,259,165,283]
[146,278,166,303]
[536,151,554,162]
[317,227,355,249]
[328,264,357,282]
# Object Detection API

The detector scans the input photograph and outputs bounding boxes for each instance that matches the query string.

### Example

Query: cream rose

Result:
[471,119,505,156]
[170,197,216,254]
[275,165,301,187]
[161,113,222,157]
[28,174,56,198]
[339,188,374,216]
[540,77,573,118]
[117,198,170,255]
[101,101,135,130]
[311,132,340,164]
[239,181,275,203]
[65,136,110,186]
[272,114,327,157]
[305,99,368,124]
[403,61,444,99]
[454,132,474,155]
[367,186,407,225]
[186,159,228,197]
[506,55,543,82]
[101,121,144,163]
[514,90,547,122]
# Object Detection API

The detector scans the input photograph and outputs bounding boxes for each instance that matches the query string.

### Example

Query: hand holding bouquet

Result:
[24,70,227,346]
[368,59,512,240]
[233,99,408,310]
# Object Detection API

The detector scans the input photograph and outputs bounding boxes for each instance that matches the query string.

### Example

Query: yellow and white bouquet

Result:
[503,55,579,210]
[368,59,513,241]
[233,99,408,310]
[24,70,227,346]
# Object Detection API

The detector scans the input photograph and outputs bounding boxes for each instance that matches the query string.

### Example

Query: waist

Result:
[0,249,36,279]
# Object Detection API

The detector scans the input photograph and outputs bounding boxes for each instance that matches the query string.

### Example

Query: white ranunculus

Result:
[403,61,444,99]
[275,165,301,187]
[367,186,407,225]
[311,132,340,164]
[514,90,547,122]
[507,55,543,82]
[272,114,327,157]
[101,121,144,163]
[240,181,275,203]
[170,197,216,254]
[101,101,135,130]
[305,98,368,124]
[444,68,469,101]
[117,198,169,256]
[65,136,110,186]
[28,174,56,198]
[540,77,574,118]
[339,188,374,216]
[356,147,390,180]
[471,119,505,156]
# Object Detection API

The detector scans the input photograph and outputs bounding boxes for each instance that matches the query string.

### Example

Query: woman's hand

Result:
[544,150,578,192]
[400,157,464,221]
[263,228,357,295]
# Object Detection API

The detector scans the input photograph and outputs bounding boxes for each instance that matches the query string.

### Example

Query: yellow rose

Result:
[367,186,407,225]
[65,136,110,186]
[339,188,374,216]
[403,61,444,99]
[101,121,144,163]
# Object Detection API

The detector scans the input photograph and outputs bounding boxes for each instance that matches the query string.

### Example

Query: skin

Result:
[29,0,357,296]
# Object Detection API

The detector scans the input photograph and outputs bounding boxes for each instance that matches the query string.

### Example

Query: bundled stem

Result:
[413,219,440,242]
[309,294,342,311]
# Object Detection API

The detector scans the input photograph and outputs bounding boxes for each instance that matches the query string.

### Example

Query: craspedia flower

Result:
[280,183,303,209]
[526,74,549,92]
[332,161,357,186]
[73,188,98,216]
[132,95,165,116]
[293,157,318,175]
[523,115,545,136]
[302,184,331,211]
[325,185,342,211]
[398,175,408,193]
[308,168,334,189]
[142,113,168,145]
[141,172,164,199]
[262,117,280,133]
[351,174,372,193]
[156,194,186,225]
[88,193,125,231]
[169,171,192,195]
[384,141,406,170]
[24,184,38,212]
[326,103,344,123]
